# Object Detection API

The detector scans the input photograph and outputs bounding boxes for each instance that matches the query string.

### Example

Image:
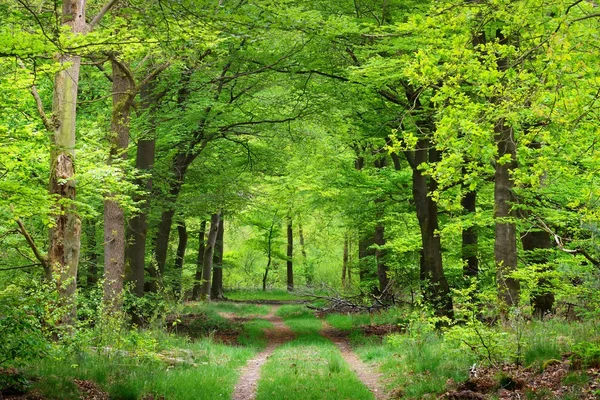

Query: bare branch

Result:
[89,0,121,30]
[536,217,600,266]
[14,217,48,271]
[30,85,53,131]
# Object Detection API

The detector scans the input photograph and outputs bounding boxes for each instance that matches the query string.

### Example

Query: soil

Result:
[320,321,389,400]
[440,358,600,399]
[230,305,295,400]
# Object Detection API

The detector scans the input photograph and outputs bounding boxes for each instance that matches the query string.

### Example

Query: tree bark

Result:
[494,120,520,309]
[411,140,454,319]
[287,217,294,292]
[86,221,98,288]
[173,221,187,297]
[126,82,157,297]
[342,234,349,285]
[192,221,206,300]
[521,230,554,318]
[263,219,275,292]
[103,59,133,312]
[211,217,225,299]
[375,222,389,292]
[299,224,311,285]
[200,213,220,300]
[462,189,478,278]
[48,0,87,323]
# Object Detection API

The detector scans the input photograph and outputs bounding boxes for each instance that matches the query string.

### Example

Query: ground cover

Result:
[255,305,376,400]
[225,289,304,302]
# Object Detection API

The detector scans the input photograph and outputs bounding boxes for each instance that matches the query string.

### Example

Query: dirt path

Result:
[230,305,295,400]
[320,321,388,400]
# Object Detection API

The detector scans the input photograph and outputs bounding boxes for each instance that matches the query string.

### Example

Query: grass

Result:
[326,308,407,332]
[29,336,255,400]
[225,289,304,302]
[256,304,375,400]
[22,301,275,399]
[182,301,270,316]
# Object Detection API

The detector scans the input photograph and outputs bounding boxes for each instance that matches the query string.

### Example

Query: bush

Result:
[0,284,49,366]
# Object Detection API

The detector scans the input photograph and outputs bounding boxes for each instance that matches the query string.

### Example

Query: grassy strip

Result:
[182,301,270,316]
[22,303,275,399]
[29,336,254,400]
[226,289,303,302]
[256,305,374,400]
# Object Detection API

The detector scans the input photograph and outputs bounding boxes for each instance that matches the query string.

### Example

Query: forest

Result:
[1,0,600,399]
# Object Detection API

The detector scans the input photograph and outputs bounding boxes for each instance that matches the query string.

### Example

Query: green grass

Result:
[29,336,255,400]
[326,308,408,331]
[226,289,304,302]
[255,304,374,400]
[182,301,270,316]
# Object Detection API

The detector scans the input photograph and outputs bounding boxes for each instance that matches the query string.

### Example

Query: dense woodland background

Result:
[2,0,600,398]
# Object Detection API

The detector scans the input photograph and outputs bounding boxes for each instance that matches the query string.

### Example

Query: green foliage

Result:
[0,284,49,366]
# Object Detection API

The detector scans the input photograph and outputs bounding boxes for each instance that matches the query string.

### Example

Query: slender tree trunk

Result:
[173,221,187,297]
[211,217,225,299]
[287,217,294,291]
[375,223,389,292]
[347,236,352,284]
[521,230,554,319]
[411,141,454,319]
[494,120,520,309]
[263,221,275,291]
[86,221,98,288]
[342,235,348,285]
[192,221,206,300]
[103,59,133,312]
[462,189,478,278]
[48,0,87,322]
[299,224,310,285]
[200,213,220,300]
[126,82,157,297]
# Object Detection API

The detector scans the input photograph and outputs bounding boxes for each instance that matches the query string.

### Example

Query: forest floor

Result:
[3,298,600,399]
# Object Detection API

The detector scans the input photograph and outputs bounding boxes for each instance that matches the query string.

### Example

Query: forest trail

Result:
[320,321,388,400]
[230,305,294,400]
[225,303,387,400]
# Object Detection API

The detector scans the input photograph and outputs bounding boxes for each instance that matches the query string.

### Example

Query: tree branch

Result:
[536,217,600,266]
[30,85,53,131]
[89,0,121,30]
[14,217,48,271]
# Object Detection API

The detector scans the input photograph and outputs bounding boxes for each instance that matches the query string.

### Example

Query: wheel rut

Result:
[230,305,294,400]
[320,321,388,400]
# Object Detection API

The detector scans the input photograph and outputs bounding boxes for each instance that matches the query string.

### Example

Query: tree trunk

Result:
[494,120,520,309]
[211,217,225,300]
[287,217,294,291]
[347,236,352,283]
[521,230,554,319]
[342,234,348,285]
[411,140,454,319]
[192,221,206,300]
[48,0,87,323]
[103,59,133,312]
[126,81,157,298]
[86,221,98,288]
[375,222,389,292]
[173,221,187,297]
[200,213,220,300]
[299,224,310,285]
[263,221,275,292]
[462,189,478,278]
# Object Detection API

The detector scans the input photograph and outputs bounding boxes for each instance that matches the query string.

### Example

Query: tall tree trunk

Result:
[462,189,478,278]
[375,222,389,293]
[347,236,352,284]
[48,0,87,323]
[126,82,157,297]
[263,220,275,292]
[200,213,220,300]
[192,221,207,300]
[494,120,520,309]
[411,141,454,319]
[86,221,98,288]
[211,217,225,300]
[287,217,294,291]
[342,234,348,285]
[103,59,133,312]
[521,230,554,319]
[299,224,310,285]
[173,221,187,297]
